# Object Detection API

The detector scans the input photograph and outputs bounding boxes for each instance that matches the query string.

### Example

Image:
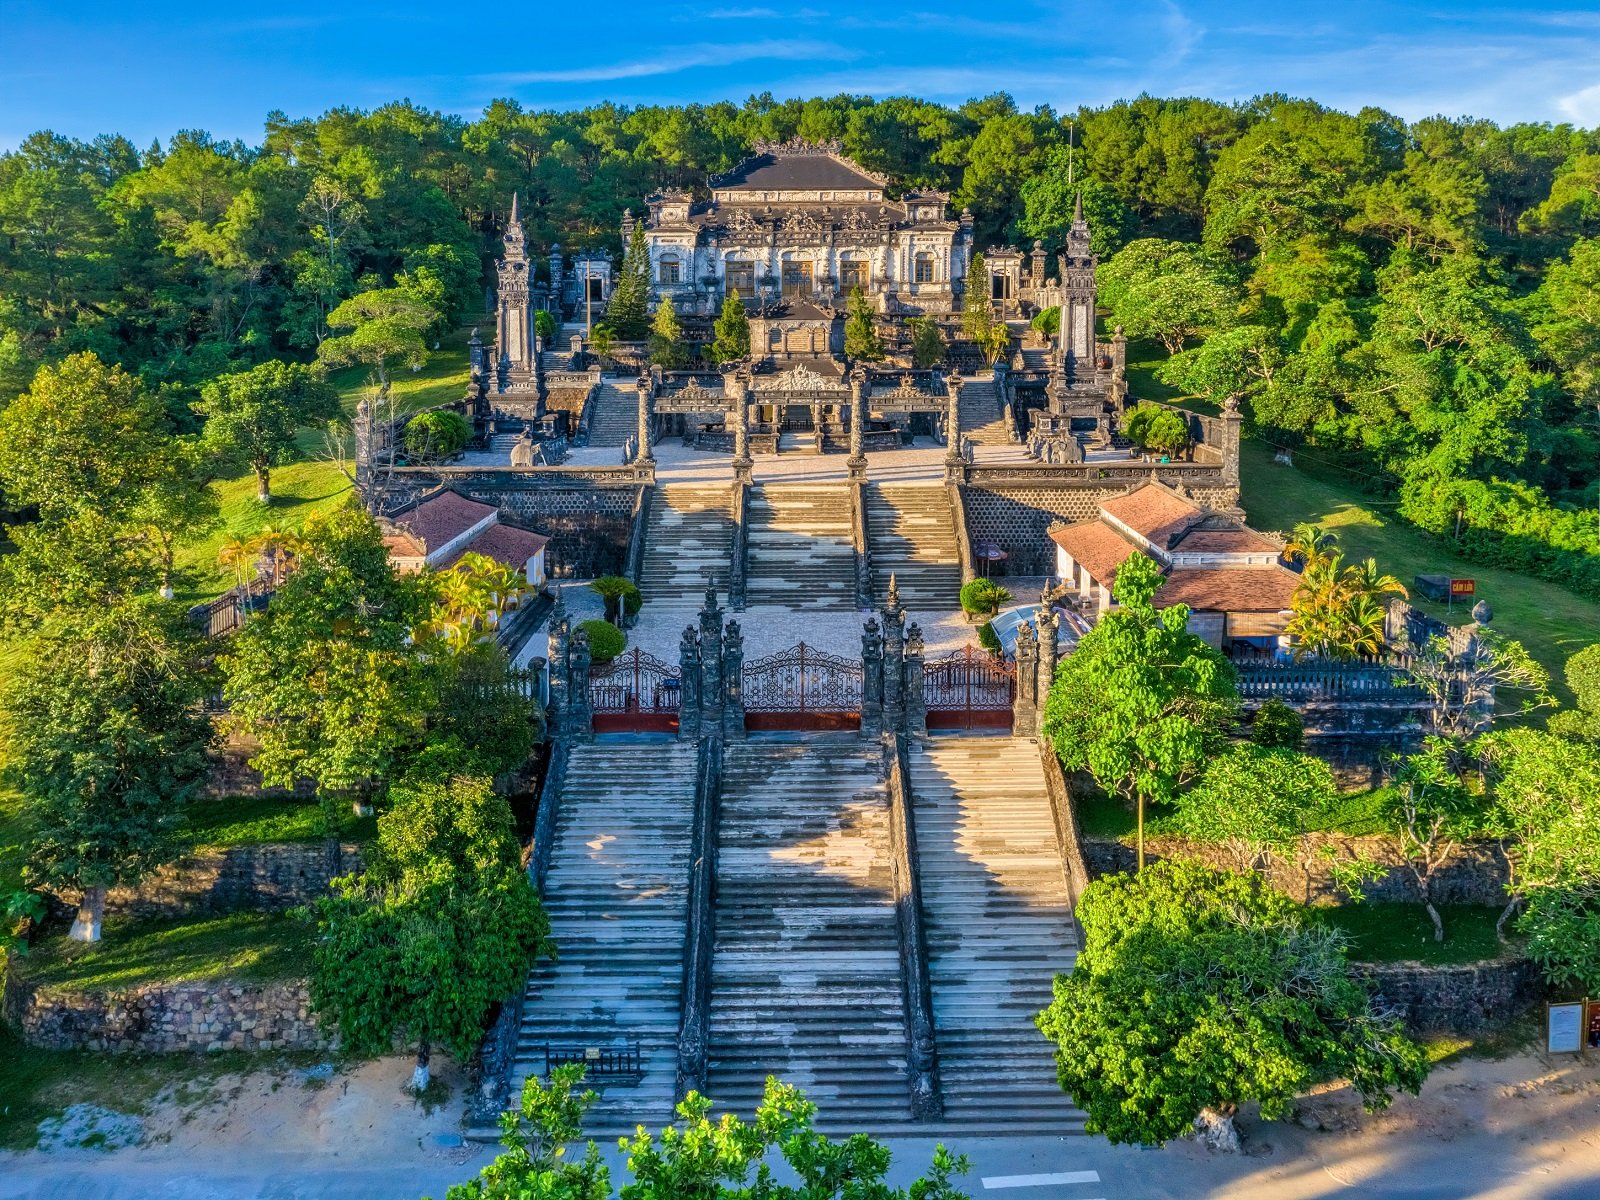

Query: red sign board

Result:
[1450,578,1476,596]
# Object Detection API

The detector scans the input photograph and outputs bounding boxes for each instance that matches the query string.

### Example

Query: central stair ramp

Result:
[639,485,735,607]
[744,484,856,612]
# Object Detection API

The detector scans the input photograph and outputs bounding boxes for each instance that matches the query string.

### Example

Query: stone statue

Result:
[509,428,537,468]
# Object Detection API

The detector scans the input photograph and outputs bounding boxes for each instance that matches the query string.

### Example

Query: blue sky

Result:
[3,1,1599,150]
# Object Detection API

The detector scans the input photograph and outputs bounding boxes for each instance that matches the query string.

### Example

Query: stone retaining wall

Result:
[49,841,362,922]
[3,971,327,1053]
[1081,833,1509,905]
[1357,958,1543,1035]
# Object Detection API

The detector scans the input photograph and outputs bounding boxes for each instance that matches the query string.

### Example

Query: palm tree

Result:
[217,535,256,594]
[1283,523,1338,570]
[1343,556,1408,600]
[249,527,306,587]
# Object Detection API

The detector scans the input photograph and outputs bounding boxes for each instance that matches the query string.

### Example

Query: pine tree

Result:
[961,251,993,344]
[648,298,686,368]
[843,286,883,362]
[910,317,946,368]
[605,221,651,339]
[711,293,750,364]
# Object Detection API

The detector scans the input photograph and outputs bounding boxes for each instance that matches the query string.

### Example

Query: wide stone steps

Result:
[744,485,856,611]
[509,739,697,1132]
[639,485,734,606]
[909,737,1084,1134]
[588,380,637,448]
[706,739,912,1125]
[957,376,1013,446]
[864,484,961,613]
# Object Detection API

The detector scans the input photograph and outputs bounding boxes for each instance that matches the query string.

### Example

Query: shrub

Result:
[579,619,625,663]
[403,410,470,460]
[1250,698,1305,750]
[1031,306,1060,337]
[960,578,1012,616]
[589,575,642,623]
[977,620,1001,655]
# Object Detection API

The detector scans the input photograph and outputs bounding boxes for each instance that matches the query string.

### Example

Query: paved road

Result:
[4,1128,1596,1200]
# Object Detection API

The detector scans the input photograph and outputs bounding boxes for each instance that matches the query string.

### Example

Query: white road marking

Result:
[980,1171,1101,1189]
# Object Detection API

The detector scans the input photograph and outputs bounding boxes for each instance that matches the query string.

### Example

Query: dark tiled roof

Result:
[714,153,883,192]
[1101,483,1202,548]
[440,522,550,573]
[1158,567,1300,613]
[1049,520,1141,585]
[391,490,497,552]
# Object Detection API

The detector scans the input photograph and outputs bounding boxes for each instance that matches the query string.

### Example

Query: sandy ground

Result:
[4,1044,1600,1198]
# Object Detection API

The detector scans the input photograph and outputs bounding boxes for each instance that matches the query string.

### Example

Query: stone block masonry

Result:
[49,841,363,922]
[4,972,328,1053]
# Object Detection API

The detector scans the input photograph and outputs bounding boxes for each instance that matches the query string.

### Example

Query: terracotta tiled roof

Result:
[391,491,497,551]
[1170,526,1281,555]
[382,532,426,558]
[1048,520,1141,585]
[440,522,549,573]
[1158,567,1301,613]
[1101,483,1202,548]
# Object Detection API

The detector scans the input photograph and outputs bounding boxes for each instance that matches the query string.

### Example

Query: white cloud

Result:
[1558,81,1600,125]
[480,39,855,85]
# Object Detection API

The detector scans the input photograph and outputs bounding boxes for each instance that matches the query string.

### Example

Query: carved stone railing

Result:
[850,481,873,609]
[675,734,722,1101]
[387,464,645,486]
[626,486,653,587]
[728,481,749,610]
[883,731,942,1119]
[1234,660,1423,703]
[958,461,1234,489]
[947,484,975,585]
[469,738,569,1134]
[1037,738,1092,910]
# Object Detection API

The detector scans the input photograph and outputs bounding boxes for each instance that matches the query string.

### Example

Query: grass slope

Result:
[1311,903,1508,965]
[183,795,376,848]
[1238,437,1600,702]
[21,911,313,993]
[172,331,471,603]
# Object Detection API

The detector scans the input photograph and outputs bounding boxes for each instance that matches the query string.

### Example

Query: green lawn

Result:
[21,911,314,994]
[172,331,472,603]
[1238,437,1600,703]
[1305,786,1392,837]
[1310,903,1509,965]
[183,795,376,848]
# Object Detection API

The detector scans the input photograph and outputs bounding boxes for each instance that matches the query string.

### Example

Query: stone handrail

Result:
[471,737,570,1134]
[958,461,1231,488]
[1036,737,1092,910]
[728,481,749,610]
[626,485,653,587]
[1234,660,1424,702]
[675,734,723,1101]
[850,480,873,609]
[883,731,943,1119]
[387,464,644,486]
[947,483,976,585]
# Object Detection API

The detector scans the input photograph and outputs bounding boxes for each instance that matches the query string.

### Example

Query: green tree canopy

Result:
[2,599,215,941]
[843,285,883,362]
[1036,859,1429,1148]
[1097,238,1241,355]
[647,297,685,368]
[1042,552,1238,867]
[605,220,651,339]
[196,359,341,503]
[1168,745,1337,870]
[710,293,749,364]
[319,287,436,390]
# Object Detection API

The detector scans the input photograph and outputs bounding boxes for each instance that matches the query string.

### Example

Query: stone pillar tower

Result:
[697,584,724,734]
[882,577,906,734]
[353,395,376,510]
[677,624,702,742]
[903,622,927,739]
[1012,621,1039,738]
[943,376,963,484]
[722,620,746,740]
[1061,193,1097,386]
[726,369,753,484]
[567,628,594,743]
[545,590,571,734]
[495,193,537,385]
[548,244,564,316]
[635,374,655,467]
[847,366,868,481]
[1037,600,1059,695]
[860,616,884,739]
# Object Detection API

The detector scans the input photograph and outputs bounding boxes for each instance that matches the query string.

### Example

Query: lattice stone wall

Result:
[454,483,637,579]
[958,483,1239,575]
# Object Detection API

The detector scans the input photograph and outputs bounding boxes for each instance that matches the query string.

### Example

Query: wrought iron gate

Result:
[923,645,1015,731]
[742,641,862,731]
[589,647,681,733]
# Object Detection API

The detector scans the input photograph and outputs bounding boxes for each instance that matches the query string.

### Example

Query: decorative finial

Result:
[1073,191,1083,224]
[510,192,521,225]
[886,573,901,612]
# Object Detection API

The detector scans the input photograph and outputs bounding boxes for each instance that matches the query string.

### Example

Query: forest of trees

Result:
[1,90,1597,593]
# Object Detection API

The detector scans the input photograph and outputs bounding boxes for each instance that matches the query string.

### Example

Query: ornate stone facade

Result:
[642,140,972,317]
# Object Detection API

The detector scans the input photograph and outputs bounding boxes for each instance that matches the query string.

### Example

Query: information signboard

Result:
[1450,578,1476,596]
[1548,1001,1585,1054]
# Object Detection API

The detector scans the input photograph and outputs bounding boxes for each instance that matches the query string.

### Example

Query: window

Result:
[659,257,681,285]
[914,253,935,284]
[781,260,813,296]
[726,261,755,298]
[840,259,868,291]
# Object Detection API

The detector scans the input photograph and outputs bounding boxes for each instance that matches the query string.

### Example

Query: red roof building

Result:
[380,489,550,586]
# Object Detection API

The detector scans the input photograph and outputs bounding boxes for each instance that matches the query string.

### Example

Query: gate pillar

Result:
[860,617,884,739]
[722,620,746,740]
[678,624,702,741]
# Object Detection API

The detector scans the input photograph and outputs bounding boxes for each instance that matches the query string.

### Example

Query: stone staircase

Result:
[708,738,913,1127]
[744,484,857,612]
[509,739,697,1133]
[1019,347,1052,372]
[588,379,637,448]
[909,737,1086,1134]
[957,374,1013,446]
[864,485,961,614]
[640,486,734,607]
